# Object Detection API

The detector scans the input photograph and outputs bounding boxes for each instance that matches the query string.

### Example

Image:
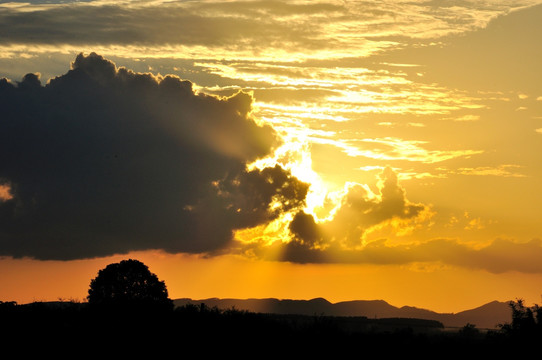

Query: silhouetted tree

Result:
[87,259,173,313]
[499,298,542,340]
[509,299,535,332]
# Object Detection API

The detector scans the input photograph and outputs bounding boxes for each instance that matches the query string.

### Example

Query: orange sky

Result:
[1,0,542,313]
[2,251,542,313]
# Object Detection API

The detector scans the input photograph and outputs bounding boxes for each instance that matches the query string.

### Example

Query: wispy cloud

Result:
[1,0,537,60]
[455,165,527,177]
[328,137,482,164]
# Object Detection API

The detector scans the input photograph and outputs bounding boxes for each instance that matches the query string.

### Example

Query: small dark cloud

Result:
[288,167,427,251]
[289,211,324,247]
[0,52,308,260]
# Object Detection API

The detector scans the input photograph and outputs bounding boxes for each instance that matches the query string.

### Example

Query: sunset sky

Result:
[1,0,542,313]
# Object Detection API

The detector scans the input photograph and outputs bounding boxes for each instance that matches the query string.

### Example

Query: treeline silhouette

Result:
[0,299,537,357]
[1,260,539,357]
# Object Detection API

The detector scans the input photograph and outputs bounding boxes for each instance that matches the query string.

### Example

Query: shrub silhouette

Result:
[87,259,173,313]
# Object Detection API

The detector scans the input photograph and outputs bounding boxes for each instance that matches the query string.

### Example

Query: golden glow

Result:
[2,0,542,314]
[0,184,12,201]
[3,251,542,314]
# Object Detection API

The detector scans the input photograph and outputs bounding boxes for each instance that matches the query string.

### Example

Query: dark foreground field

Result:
[0,301,536,358]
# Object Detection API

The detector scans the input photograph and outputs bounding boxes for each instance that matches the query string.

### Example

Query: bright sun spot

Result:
[248,135,329,218]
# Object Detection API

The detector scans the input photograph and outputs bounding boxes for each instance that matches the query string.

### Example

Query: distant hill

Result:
[173,297,512,329]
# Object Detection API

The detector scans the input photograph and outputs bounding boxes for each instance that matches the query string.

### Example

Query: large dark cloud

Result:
[0,52,308,260]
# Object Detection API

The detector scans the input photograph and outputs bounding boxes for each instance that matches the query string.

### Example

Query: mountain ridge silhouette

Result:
[173,297,512,329]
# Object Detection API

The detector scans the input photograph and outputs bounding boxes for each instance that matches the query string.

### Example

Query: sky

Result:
[1,0,542,313]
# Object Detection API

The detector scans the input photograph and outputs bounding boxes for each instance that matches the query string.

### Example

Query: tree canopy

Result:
[87,259,173,312]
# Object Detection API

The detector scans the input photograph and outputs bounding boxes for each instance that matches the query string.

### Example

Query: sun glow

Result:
[236,129,336,250]
[247,131,330,215]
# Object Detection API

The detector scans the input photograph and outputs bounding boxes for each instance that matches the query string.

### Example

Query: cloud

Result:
[455,165,526,177]
[454,114,480,122]
[258,233,542,273]
[285,167,428,258]
[0,0,530,62]
[321,137,482,164]
[0,52,309,260]
[266,166,542,273]
[0,1,340,53]
[351,237,542,274]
